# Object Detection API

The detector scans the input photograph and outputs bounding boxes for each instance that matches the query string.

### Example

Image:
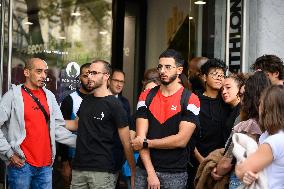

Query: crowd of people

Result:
[0,50,283,189]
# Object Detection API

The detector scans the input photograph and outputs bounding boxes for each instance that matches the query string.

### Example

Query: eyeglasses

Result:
[156,64,176,72]
[111,79,125,85]
[208,72,225,80]
[88,70,108,76]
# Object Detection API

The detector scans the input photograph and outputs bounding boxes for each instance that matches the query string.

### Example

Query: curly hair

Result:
[251,54,284,80]
[200,58,227,75]
[241,71,271,121]
[226,73,247,93]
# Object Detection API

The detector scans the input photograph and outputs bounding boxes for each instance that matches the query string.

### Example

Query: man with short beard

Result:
[66,60,136,189]
[58,63,94,188]
[0,58,76,189]
[131,49,200,189]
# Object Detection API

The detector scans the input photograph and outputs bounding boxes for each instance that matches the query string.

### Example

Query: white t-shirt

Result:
[259,130,284,189]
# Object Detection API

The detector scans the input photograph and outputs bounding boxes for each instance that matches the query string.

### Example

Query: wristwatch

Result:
[143,138,148,148]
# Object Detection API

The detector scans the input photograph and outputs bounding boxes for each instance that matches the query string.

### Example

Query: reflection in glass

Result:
[4,0,112,100]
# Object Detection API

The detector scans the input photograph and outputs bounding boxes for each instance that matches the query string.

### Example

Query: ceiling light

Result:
[71,12,81,17]
[194,1,206,5]
[99,31,107,35]
[189,16,194,20]
[24,21,33,25]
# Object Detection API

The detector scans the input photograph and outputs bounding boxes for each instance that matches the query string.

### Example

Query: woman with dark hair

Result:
[221,73,246,141]
[210,71,271,189]
[236,85,284,189]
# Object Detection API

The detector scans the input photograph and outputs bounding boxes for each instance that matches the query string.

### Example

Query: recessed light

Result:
[71,12,81,17]
[194,1,206,5]
[24,21,33,25]
[99,31,107,35]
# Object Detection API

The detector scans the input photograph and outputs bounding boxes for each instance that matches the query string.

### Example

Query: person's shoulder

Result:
[186,92,200,115]
[138,88,153,102]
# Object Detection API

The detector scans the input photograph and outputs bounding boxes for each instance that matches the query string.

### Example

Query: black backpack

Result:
[145,85,192,112]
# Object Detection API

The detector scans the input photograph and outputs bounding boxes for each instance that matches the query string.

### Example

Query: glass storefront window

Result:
[1,0,112,100]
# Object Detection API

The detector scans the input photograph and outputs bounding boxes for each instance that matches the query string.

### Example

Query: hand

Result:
[10,154,25,167]
[243,171,258,185]
[211,167,223,181]
[131,136,144,151]
[147,173,160,189]
[61,161,72,183]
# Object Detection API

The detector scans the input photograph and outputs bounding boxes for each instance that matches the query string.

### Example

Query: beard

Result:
[160,74,178,86]
[81,82,95,93]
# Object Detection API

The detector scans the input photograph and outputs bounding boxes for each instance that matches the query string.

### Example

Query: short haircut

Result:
[251,55,284,80]
[80,63,91,75]
[91,59,112,74]
[259,85,284,134]
[111,69,125,78]
[159,49,185,67]
[200,58,227,75]
[25,58,45,69]
[241,71,271,121]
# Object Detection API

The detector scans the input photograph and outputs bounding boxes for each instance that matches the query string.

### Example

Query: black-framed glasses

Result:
[88,70,108,76]
[156,64,176,72]
[111,78,125,85]
[208,72,225,80]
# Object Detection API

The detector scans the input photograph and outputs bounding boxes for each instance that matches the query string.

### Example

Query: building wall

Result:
[145,0,189,69]
[246,0,284,70]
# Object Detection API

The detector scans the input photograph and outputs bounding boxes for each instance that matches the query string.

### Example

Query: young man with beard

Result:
[131,49,200,189]
[0,58,77,189]
[67,60,136,189]
[58,63,94,188]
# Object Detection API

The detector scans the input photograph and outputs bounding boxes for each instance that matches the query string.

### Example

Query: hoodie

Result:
[196,92,230,157]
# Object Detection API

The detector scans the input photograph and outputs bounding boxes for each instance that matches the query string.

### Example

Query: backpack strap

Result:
[180,88,191,112]
[145,85,160,108]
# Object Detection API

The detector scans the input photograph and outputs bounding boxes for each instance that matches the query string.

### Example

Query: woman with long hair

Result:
[236,85,284,188]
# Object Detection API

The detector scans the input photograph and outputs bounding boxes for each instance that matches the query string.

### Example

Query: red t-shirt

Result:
[20,88,52,167]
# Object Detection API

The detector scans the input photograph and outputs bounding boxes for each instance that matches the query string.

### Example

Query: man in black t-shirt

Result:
[131,49,200,189]
[66,60,136,189]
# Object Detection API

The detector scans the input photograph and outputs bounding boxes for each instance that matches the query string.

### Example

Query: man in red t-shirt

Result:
[0,58,76,189]
[131,49,200,189]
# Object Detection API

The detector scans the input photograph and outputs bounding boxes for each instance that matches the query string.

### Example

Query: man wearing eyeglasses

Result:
[131,49,200,189]
[194,59,230,163]
[67,60,136,189]
[108,69,136,188]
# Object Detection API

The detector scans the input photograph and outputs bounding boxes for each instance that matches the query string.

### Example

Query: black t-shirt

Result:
[72,95,129,172]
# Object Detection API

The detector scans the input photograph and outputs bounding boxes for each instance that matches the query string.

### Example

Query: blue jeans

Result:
[135,167,187,189]
[7,163,52,189]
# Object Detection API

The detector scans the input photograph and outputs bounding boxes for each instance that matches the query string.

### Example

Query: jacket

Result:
[0,84,77,165]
